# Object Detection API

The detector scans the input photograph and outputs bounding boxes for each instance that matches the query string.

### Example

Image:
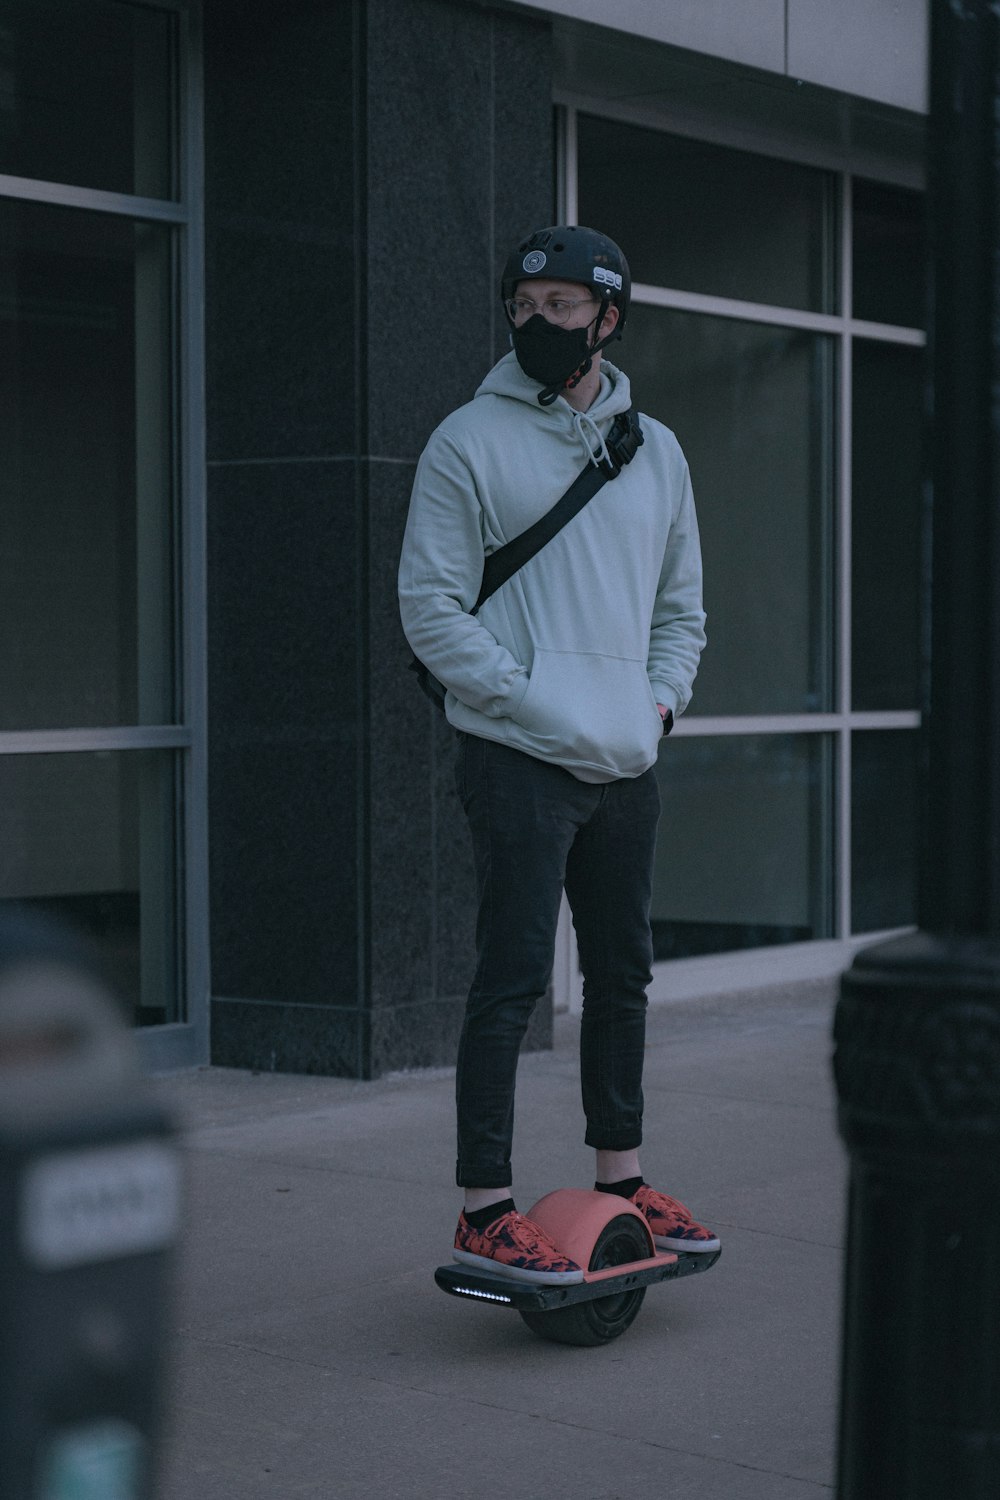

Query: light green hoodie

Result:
[398,351,706,784]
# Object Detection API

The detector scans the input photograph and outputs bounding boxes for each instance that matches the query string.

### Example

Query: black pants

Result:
[454,733,660,1189]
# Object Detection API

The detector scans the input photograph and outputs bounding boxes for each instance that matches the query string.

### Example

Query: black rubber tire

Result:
[519,1213,650,1347]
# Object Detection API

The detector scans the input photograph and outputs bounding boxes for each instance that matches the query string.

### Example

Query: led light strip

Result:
[452,1285,514,1304]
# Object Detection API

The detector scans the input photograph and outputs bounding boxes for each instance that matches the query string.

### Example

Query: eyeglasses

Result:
[505,296,599,326]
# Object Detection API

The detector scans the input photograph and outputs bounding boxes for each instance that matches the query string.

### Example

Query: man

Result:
[399,225,717,1285]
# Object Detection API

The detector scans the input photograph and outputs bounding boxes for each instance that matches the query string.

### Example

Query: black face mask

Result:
[511,315,593,399]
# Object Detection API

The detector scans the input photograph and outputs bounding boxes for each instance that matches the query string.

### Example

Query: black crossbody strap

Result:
[472,406,643,614]
[407,406,643,710]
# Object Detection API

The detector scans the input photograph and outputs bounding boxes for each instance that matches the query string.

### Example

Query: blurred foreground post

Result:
[0,910,180,1499]
[833,2,1000,1495]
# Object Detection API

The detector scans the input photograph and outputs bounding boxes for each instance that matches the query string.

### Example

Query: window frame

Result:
[0,0,208,1069]
[554,96,924,1007]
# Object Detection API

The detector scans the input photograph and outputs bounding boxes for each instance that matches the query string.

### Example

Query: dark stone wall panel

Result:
[203,0,361,1062]
[204,0,556,1076]
[370,995,467,1077]
[207,460,359,734]
[206,228,356,462]
[204,0,358,462]
[212,998,368,1078]
[207,453,361,1020]
[360,0,556,1073]
[366,459,435,1011]
[369,989,551,1080]
[204,0,353,227]
[209,739,359,1007]
[491,9,557,364]
[365,0,497,457]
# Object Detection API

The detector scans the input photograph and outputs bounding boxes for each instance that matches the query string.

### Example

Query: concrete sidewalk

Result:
[154,978,846,1499]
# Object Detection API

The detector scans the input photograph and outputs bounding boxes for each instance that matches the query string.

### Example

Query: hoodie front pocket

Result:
[511,648,663,776]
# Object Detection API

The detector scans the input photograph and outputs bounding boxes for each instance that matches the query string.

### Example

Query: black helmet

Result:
[500,224,631,337]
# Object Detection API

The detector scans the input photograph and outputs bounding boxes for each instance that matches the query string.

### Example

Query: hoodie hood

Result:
[476,351,633,469]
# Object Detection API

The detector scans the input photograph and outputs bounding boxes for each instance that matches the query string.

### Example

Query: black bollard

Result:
[835,936,1000,1495]
[833,2,1000,1496]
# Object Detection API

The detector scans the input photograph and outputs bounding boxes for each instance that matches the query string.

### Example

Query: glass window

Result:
[652,734,835,959]
[0,0,176,198]
[851,731,919,931]
[851,340,924,711]
[625,305,836,715]
[852,179,925,329]
[0,751,182,1024]
[577,114,838,313]
[576,107,924,958]
[0,198,177,730]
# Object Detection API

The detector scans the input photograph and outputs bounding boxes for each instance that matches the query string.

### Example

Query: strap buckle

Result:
[598,409,644,479]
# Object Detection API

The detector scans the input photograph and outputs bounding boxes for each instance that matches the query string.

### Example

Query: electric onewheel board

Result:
[435,1188,720,1346]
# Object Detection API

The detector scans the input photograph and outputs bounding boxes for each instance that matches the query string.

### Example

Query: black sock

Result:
[595,1176,644,1200]
[463,1198,515,1231]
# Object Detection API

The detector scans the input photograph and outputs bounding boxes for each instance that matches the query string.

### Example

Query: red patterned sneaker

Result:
[631,1185,721,1253]
[453,1209,585,1285]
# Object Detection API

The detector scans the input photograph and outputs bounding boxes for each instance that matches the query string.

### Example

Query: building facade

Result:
[0,0,927,1076]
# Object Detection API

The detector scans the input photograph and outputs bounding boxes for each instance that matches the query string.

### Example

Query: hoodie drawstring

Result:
[571,409,613,471]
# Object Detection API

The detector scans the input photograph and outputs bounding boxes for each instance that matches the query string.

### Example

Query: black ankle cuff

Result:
[595,1176,644,1199]
[464,1198,516,1231]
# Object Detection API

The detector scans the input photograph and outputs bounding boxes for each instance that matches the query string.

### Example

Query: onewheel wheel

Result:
[519,1214,650,1347]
